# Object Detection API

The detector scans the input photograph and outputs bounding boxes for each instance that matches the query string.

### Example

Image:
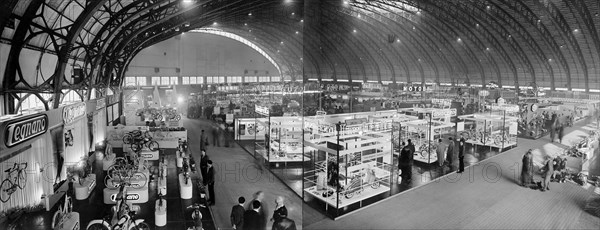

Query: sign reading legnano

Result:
[5,114,48,148]
[63,102,86,124]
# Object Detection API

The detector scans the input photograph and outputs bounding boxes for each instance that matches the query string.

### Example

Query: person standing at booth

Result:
[458,137,466,173]
[446,137,456,171]
[205,160,215,205]
[200,150,210,182]
[231,196,246,230]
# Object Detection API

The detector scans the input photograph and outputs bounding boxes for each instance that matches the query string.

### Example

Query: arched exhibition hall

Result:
[0,0,599,229]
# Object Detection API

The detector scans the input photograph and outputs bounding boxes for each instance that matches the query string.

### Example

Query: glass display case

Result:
[402,119,456,164]
[457,113,518,152]
[303,118,393,218]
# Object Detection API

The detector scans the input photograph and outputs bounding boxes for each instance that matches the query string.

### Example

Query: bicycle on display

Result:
[51,192,73,229]
[186,203,206,230]
[122,130,152,145]
[0,162,28,203]
[338,174,380,199]
[163,108,181,121]
[105,158,148,189]
[130,136,159,152]
[87,183,150,230]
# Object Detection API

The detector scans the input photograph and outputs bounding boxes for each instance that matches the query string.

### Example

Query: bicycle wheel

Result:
[132,222,151,230]
[17,170,27,190]
[132,173,148,188]
[104,174,118,188]
[114,157,128,166]
[174,114,181,121]
[155,114,163,121]
[147,141,160,151]
[344,190,354,199]
[123,134,133,145]
[107,165,124,179]
[51,210,63,229]
[371,181,381,189]
[86,223,109,230]
[493,135,502,146]
[0,179,13,203]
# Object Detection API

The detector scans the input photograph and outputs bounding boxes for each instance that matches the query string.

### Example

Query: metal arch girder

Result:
[52,0,110,109]
[321,10,383,83]
[349,1,425,82]
[0,0,19,36]
[243,20,326,79]
[339,6,398,83]
[350,2,458,84]
[238,22,329,80]
[2,0,44,114]
[318,10,381,83]
[439,0,515,86]
[446,1,518,87]
[413,1,488,85]
[568,0,600,92]
[490,1,559,89]
[542,0,589,90]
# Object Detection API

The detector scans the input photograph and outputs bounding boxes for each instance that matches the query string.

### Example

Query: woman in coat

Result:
[521,149,534,187]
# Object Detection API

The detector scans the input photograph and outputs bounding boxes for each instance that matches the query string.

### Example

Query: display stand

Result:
[303,118,392,216]
[103,185,149,204]
[179,173,193,199]
[402,119,456,164]
[74,174,96,200]
[54,212,79,230]
[176,154,183,168]
[458,113,518,152]
[155,199,167,227]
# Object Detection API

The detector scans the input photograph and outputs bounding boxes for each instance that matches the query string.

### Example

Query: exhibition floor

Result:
[183,118,319,229]
[305,120,600,229]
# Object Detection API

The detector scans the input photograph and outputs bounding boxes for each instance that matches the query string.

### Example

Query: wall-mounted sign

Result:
[255,105,270,116]
[431,98,452,107]
[431,109,457,118]
[4,114,48,148]
[362,82,384,91]
[63,102,86,124]
[479,90,490,97]
[403,85,427,92]
[491,104,519,113]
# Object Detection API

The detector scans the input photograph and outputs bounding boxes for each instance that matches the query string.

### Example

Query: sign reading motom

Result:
[5,114,48,148]
[63,102,86,124]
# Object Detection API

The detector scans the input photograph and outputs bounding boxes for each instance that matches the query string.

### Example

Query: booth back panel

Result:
[0,134,55,213]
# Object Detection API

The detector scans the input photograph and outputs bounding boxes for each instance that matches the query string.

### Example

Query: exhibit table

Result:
[103,185,149,204]
[155,199,167,227]
[74,174,96,200]
[179,173,193,199]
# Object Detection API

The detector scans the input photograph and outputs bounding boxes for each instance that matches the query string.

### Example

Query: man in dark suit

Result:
[247,191,267,230]
[231,196,245,230]
[243,200,262,230]
[200,150,209,182]
[458,137,466,173]
[205,160,215,205]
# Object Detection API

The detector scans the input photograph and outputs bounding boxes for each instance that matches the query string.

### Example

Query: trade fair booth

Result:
[302,117,393,218]
[457,112,519,153]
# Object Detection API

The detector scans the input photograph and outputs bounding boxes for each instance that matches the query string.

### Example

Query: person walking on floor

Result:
[271,196,288,223]
[205,160,216,205]
[541,155,554,192]
[248,191,268,230]
[243,201,262,230]
[458,137,466,173]
[446,137,456,171]
[212,125,220,147]
[200,130,209,151]
[558,126,565,144]
[231,196,246,230]
[521,149,534,187]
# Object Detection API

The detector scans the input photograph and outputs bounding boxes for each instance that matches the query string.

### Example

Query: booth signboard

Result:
[431,109,457,118]
[63,102,86,124]
[3,114,48,148]
[255,105,270,116]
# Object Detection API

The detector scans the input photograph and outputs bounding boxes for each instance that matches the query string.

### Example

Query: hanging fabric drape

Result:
[0,134,55,213]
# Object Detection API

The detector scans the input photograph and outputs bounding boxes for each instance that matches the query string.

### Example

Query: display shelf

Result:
[413,153,438,164]
[304,184,389,209]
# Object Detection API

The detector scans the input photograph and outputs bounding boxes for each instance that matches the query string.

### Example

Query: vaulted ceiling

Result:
[1,0,599,112]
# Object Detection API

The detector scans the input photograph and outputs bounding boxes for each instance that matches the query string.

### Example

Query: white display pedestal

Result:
[140,149,159,161]
[179,173,193,199]
[155,199,167,227]
[55,212,79,230]
[102,155,116,171]
[176,156,183,168]
[74,174,96,200]
[105,176,148,189]
[158,177,167,195]
[103,185,149,204]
